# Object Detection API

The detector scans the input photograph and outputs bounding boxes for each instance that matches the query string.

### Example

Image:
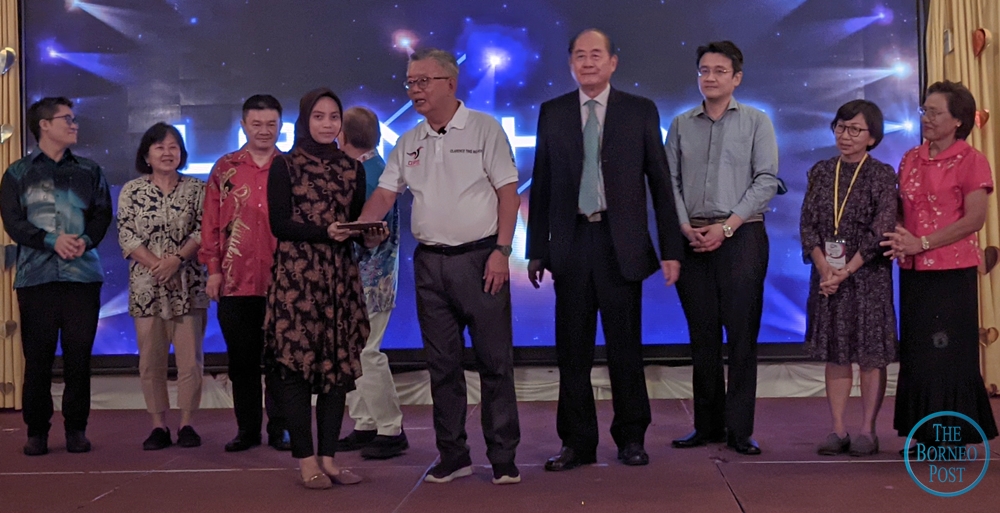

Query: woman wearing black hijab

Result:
[265,88,381,488]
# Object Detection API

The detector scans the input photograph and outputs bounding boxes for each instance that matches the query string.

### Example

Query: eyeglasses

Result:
[403,76,451,90]
[697,67,732,78]
[833,124,870,137]
[918,106,948,119]
[46,114,78,125]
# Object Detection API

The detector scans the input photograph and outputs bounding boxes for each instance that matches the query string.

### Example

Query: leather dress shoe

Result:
[66,431,92,453]
[224,433,261,452]
[729,437,761,455]
[23,435,48,456]
[672,430,726,449]
[544,447,596,471]
[361,429,409,460]
[617,443,649,466]
[337,429,376,452]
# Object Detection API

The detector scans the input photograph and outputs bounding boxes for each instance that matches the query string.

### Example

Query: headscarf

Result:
[294,87,344,160]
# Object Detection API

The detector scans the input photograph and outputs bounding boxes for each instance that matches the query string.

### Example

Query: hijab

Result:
[293,87,344,160]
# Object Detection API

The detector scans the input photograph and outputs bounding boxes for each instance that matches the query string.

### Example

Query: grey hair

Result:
[409,48,460,77]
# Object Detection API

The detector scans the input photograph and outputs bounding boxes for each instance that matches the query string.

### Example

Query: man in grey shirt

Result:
[665,40,778,456]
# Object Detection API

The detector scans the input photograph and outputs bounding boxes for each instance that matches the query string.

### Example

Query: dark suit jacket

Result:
[526,88,684,282]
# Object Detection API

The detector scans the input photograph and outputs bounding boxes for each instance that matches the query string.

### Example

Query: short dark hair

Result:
[696,41,744,74]
[568,28,616,56]
[134,122,188,174]
[27,97,73,141]
[830,100,885,150]
[342,107,381,151]
[242,94,282,119]
[927,80,977,140]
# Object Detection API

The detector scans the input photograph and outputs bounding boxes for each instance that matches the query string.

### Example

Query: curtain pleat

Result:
[1,0,25,409]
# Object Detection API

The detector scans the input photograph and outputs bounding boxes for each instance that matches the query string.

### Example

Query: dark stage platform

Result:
[2,398,998,513]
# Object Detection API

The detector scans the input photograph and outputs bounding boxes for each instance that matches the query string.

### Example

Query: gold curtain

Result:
[927,0,1000,394]
[0,0,24,409]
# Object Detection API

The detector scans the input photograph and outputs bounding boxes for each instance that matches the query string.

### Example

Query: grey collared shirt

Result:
[665,98,779,225]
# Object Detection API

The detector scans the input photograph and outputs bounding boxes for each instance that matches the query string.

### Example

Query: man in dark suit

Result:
[526,29,684,470]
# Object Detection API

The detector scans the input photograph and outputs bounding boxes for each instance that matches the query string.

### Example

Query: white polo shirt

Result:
[378,101,519,246]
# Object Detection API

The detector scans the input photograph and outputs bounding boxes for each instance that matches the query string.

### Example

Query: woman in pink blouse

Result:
[882,81,998,453]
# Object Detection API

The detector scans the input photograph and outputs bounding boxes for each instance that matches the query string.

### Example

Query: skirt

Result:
[893,267,998,443]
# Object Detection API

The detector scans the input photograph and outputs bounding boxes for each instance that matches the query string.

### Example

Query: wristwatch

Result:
[920,236,930,251]
[495,244,513,257]
[722,224,734,238]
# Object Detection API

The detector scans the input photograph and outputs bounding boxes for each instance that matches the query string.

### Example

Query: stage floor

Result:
[1,397,998,513]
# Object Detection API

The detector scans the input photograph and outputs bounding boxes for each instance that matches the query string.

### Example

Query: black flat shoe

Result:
[672,430,726,449]
[544,447,597,471]
[143,427,172,451]
[177,426,201,448]
[617,443,649,466]
[224,433,261,452]
[728,438,761,455]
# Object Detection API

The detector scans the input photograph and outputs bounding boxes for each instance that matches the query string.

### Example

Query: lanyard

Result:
[833,153,868,236]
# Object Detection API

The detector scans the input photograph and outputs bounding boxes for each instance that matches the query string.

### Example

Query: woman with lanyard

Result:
[800,100,898,456]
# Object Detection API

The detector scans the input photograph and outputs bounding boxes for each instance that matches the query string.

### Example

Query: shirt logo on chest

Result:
[406,147,423,167]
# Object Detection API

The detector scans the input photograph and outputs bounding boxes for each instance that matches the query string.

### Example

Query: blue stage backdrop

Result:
[21,0,920,355]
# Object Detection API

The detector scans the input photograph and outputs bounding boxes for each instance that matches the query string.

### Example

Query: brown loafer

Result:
[302,473,333,489]
[328,468,363,485]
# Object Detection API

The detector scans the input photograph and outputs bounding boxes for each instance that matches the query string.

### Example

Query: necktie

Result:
[578,99,601,216]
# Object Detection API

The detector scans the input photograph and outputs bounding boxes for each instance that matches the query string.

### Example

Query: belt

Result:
[689,213,764,228]
[418,235,498,256]
[577,211,606,223]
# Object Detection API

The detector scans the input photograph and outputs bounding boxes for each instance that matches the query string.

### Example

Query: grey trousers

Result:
[414,241,520,466]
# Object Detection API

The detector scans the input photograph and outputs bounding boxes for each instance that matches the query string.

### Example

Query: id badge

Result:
[824,240,847,269]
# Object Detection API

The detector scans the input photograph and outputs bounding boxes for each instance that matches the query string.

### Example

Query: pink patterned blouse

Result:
[898,140,993,270]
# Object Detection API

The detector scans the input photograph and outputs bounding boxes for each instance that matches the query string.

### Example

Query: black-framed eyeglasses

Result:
[403,76,451,90]
[833,124,869,137]
[46,114,78,125]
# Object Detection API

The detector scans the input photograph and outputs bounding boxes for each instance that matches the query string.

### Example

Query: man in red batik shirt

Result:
[199,95,290,452]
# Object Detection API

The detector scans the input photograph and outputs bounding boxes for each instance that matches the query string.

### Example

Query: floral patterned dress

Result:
[264,144,369,393]
[117,174,208,319]
[799,156,898,368]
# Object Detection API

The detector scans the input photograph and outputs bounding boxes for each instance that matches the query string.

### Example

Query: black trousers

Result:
[217,296,284,438]
[275,371,347,459]
[17,282,102,437]
[675,222,768,442]
[414,242,520,466]
[553,217,648,455]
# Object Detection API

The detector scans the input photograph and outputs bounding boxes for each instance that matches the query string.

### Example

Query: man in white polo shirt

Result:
[360,48,522,485]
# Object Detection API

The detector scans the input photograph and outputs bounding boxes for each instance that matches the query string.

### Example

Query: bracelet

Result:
[920,235,930,252]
